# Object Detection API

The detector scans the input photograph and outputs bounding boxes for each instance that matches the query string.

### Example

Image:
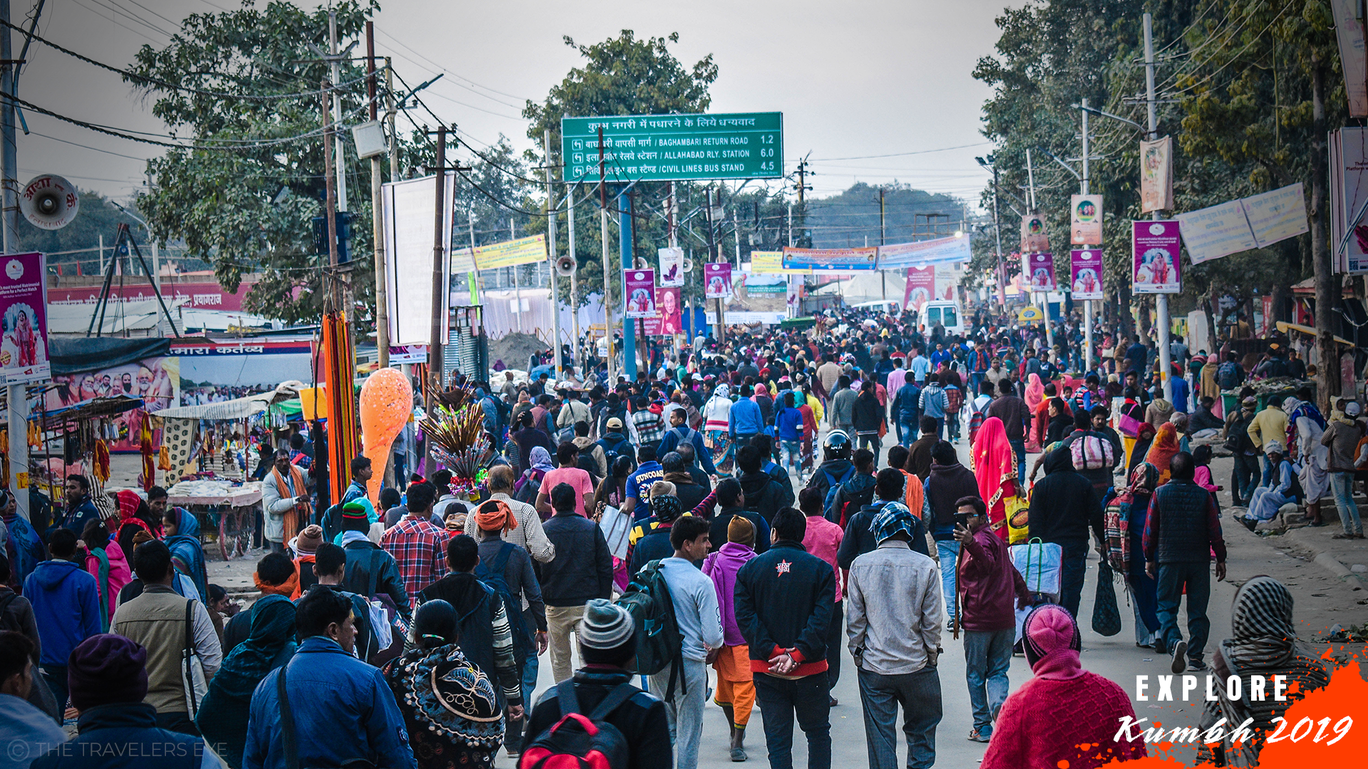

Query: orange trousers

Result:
[712,644,755,727]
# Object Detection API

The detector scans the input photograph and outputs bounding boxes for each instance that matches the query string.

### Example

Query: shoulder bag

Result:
[181,599,208,718]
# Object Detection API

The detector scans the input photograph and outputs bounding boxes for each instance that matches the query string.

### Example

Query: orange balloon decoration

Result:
[359,367,413,504]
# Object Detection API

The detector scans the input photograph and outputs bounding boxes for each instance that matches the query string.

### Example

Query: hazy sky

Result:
[16,0,1006,206]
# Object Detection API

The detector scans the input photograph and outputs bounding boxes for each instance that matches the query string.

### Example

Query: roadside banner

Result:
[658,247,684,287]
[903,266,935,311]
[1070,194,1103,245]
[1025,252,1056,291]
[623,269,656,318]
[782,246,877,272]
[1069,249,1104,300]
[704,263,733,298]
[0,251,51,383]
[1132,220,1183,294]
[876,234,970,269]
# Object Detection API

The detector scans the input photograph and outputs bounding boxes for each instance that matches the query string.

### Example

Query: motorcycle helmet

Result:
[823,430,852,460]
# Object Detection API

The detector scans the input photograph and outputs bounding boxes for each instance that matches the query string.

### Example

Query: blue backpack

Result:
[821,467,856,514]
[475,542,534,664]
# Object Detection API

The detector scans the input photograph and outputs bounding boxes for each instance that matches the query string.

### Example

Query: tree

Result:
[126,0,396,327]
[522,31,718,314]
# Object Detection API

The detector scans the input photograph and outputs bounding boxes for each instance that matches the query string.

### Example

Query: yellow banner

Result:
[750,250,810,275]
[471,234,548,271]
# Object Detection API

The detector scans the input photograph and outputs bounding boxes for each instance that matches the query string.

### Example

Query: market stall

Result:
[152,380,305,559]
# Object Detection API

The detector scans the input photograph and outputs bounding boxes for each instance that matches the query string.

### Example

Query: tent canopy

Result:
[152,380,305,421]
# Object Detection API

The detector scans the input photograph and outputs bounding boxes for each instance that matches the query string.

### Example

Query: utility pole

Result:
[1,0,27,522]
[706,188,723,342]
[597,127,614,383]
[427,125,447,416]
[1080,97,1094,375]
[328,12,349,214]
[1024,149,1054,351]
[879,187,887,301]
[732,207,741,268]
[322,83,341,309]
[510,217,522,332]
[1145,12,1173,402]
[545,129,563,377]
[568,183,579,371]
[366,23,388,368]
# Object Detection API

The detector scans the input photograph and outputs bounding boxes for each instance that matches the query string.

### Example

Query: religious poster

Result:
[642,287,681,336]
[704,262,733,298]
[1020,213,1050,253]
[1132,220,1183,294]
[658,247,684,287]
[623,269,656,319]
[1025,252,1056,291]
[903,266,935,311]
[0,251,50,384]
[1070,194,1103,245]
[1070,249,1104,300]
[1140,136,1174,213]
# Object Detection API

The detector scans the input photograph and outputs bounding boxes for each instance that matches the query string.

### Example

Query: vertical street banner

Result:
[1025,252,1056,291]
[1070,194,1103,244]
[1020,213,1050,253]
[1140,136,1174,213]
[1069,249,1104,300]
[704,262,733,298]
[623,269,657,318]
[1132,220,1183,294]
[903,266,935,311]
[658,247,685,287]
[643,287,681,335]
[0,252,51,384]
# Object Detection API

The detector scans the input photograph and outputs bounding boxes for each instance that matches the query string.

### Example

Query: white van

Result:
[920,300,965,336]
[852,299,901,315]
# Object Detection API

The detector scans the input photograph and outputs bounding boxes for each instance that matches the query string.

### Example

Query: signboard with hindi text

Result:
[1132,220,1183,294]
[1177,200,1256,264]
[1243,183,1310,247]
[875,234,971,269]
[750,251,811,275]
[471,235,548,271]
[782,247,877,272]
[562,112,783,183]
[1069,249,1104,300]
[0,252,50,383]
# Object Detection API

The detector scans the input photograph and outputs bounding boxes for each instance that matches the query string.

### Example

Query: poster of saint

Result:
[1132,220,1183,294]
[623,270,656,318]
[704,263,733,299]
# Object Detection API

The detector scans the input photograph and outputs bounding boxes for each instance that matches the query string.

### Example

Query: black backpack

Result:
[519,680,637,769]
[1216,361,1242,390]
[615,559,685,698]
[475,542,535,665]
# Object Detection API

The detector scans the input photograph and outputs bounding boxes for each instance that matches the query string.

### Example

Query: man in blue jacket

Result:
[657,407,719,476]
[51,476,101,538]
[734,507,836,769]
[245,586,415,769]
[23,529,100,712]
[729,383,764,448]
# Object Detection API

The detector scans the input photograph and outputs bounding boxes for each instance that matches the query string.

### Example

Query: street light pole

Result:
[1144,12,1174,403]
[1081,97,1094,374]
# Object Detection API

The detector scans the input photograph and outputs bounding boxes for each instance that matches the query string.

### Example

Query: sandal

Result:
[1332,532,1355,539]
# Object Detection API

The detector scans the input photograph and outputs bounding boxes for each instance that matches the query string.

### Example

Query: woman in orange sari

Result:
[1144,422,1182,485]
[973,416,1020,540]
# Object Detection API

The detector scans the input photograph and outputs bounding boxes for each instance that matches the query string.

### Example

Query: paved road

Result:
[509,432,1252,769]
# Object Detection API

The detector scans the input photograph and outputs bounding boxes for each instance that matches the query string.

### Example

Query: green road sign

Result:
[562,112,783,184]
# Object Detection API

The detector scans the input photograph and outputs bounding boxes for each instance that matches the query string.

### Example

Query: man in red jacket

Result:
[953,496,1033,743]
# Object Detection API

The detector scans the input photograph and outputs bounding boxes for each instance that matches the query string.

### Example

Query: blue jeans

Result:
[946,412,960,441]
[1155,561,1212,663]
[963,628,1013,736]
[782,440,803,476]
[1331,472,1363,536]
[930,418,944,440]
[40,664,67,713]
[899,418,917,447]
[1260,454,1274,487]
[754,673,831,769]
[936,539,959,622]
[1232,453,1259,505]
[1008,439,1026,485]
[856,666,942,769]
[1058,540,1088,619]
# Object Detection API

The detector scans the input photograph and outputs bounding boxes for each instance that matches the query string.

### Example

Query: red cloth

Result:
[980,671,1148,769]
[972,417,1016,540]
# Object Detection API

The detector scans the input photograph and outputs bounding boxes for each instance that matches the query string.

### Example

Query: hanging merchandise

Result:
[93,439,111,484]
[139,413,155,492]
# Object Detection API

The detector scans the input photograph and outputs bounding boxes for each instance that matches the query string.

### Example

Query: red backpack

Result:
[520,680,637,769]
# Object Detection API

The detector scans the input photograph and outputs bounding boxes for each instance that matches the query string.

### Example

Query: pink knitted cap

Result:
[1024,604,1077,654]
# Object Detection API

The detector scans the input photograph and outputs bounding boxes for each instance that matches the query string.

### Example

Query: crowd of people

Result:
[0,304,1351,769]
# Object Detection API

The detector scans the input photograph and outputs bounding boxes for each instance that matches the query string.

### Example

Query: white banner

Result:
[658,247,684,287]
[875,234,971,270]
[382,172,455,346]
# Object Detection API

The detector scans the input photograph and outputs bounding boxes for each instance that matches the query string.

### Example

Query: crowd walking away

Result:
[0,302,1355,769]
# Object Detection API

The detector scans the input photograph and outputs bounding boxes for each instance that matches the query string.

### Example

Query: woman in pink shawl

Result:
[972,416,1019,540]
[1023,373,1045,453]
[703,516,759,760]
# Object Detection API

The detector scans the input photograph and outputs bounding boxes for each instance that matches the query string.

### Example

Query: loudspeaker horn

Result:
[682,258,694,273]
[20,174,79,230]
[555,255,577,277]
